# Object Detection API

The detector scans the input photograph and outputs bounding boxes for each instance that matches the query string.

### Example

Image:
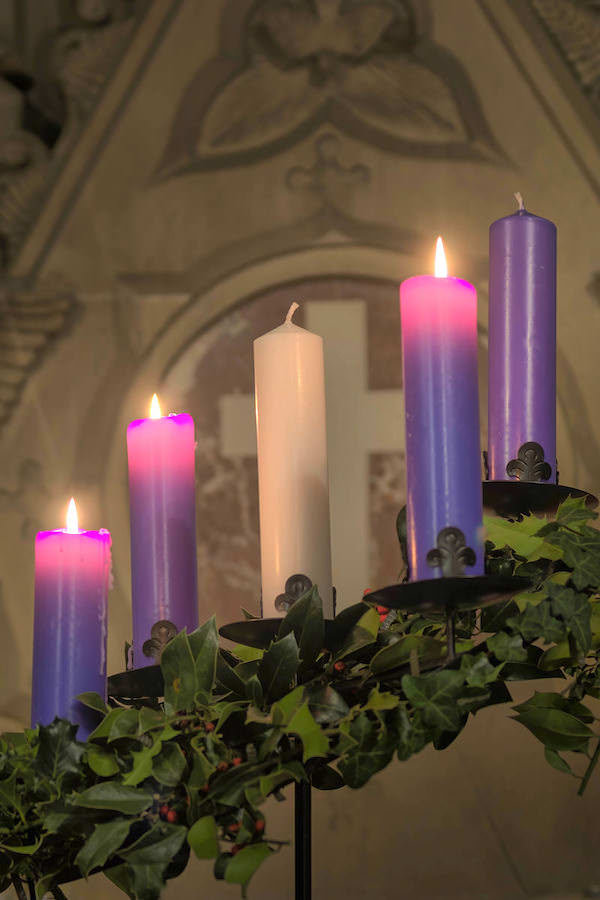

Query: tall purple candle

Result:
[488,195,557,483]
[127,395,198,667]
[400,239,483,581]
[32,499,111,739]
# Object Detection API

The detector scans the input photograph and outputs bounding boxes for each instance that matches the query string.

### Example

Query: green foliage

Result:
[2,497,600,898]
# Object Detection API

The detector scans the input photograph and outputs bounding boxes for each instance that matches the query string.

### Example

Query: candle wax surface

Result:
[400,275,484,580]
[32,528,111,738]
[127,412,198,665]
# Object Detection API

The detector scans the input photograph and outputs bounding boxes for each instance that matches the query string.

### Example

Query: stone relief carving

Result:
[0,0,143,270]
[529,0,600,113]
[0,458,51,539]
[0,285,79,430]
[156,0,509,178]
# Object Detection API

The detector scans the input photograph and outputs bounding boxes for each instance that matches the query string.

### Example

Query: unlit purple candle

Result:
[32,499,111,738]
[488,195,557,482]
[400,239,483,580]
[127,396,198,667]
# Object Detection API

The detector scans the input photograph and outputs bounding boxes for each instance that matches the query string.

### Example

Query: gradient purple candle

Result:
[488,195,557,483]
[127,395,198,667]
[400,239,484,581]
[32,499,111,738]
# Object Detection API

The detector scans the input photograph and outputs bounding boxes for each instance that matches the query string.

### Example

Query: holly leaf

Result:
[75,818,131,876]
[152,742,187,787]
[306,684,349,724]
[555,495,597,530]
[37,719,84,782]
[224,842,272,897]
[484,514,560,559]
[363,687,399,711]
[544,747,572,774]
[401,670,466,733]
[258,633,300,702]
[74,784,153,815]
[188,815,219,859]
[188,617,219,695]
[161,630,197,714]
[278,585,324,668]
[370,634,445,674]
[334,608,380,661]
[107,709,139,742]
[119,821,187,866]
[122,738,163,787]
[285,702,329,762]
[548,584,592,654]
[513,691,594,723]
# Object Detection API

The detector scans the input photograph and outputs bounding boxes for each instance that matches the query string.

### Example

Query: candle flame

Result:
[150,393,162,419]
[434,236,448,278]
[66,497,79,534]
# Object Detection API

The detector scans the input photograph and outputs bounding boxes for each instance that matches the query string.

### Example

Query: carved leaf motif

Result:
[532,0,600,99]
[198,59,321,154]
[257,1,400,60]
[339,55,466,142]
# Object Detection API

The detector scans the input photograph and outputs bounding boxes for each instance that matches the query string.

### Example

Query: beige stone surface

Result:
[1,0,600,897]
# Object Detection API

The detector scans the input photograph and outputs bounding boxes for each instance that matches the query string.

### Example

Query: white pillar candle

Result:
[254,302,333,617]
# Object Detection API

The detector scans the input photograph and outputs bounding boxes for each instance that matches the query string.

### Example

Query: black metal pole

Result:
[446,608,456,663]
[294,779,311,900]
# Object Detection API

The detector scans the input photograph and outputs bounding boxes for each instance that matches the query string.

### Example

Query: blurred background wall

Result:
[1,1,600,897]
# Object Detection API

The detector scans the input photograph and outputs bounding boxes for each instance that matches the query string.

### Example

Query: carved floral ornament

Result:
[156,0,508,178]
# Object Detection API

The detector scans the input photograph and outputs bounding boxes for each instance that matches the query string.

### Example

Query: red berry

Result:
[201,784,209,793]
[166,809,178,823]
[159,804,169,818]
[228,823,241,833]
[363,589,372,596]
[376,606,389,615]
[255,820,265,832]
[232,757,242,767]
[205,722,215,732]
[217,761,229,772]
[333,661,345,672]
[379,614,387,624]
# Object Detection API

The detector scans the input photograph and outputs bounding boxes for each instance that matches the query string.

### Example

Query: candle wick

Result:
[285,302,299,324]
[514,191,525,211]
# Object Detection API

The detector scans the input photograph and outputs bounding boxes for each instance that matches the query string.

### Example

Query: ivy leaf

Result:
[512,707,593,751]
[338,714,395,788]
[507,601,565,645]
[555,495,597,530]
[75,818,131,876]
[107,709,139,742]
[548,584,592,654]
[86,746,120,778]
[74,783,154,815]
[188,617,219,695]
[188,815,219,859]
[484,514,559,559]
[335,608,380,661]
[513,691,594,723]
[153,743,187,787]
[278,586,324,669]
[161,630,197,714]
[544,525,600,590]
[544,747,572,774]
[487,632,528,662]
[224,843,272,897]
[76,692,108,715]
[37,719,84,782]
[460,653,504,688]
[363,687,399,711]
[118,823,187,900]
[401,671,466,733]
[258,633,300,702]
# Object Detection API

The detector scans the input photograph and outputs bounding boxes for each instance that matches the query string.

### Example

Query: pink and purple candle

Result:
[488,195,557,483]
[400,239,484,580]
[32,499,111,738]
[127,395,198,666]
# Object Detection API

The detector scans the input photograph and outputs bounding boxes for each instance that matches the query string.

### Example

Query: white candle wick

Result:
[514,192,525,211]
[285,302,300,324]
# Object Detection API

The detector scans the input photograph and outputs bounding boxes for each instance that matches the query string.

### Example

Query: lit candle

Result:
[127,395,198,666]
[254,303,333,616]
[400,239,484,580]
[32,499,111,738]
[488,194,557,482]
